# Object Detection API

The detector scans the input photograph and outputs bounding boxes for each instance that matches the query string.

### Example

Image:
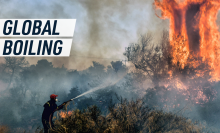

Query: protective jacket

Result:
[42,99,63,133]
[42,100,58,121]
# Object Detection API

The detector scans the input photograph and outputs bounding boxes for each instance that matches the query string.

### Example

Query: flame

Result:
[155,0,220,80]
[153,0,220,104]
[59,111,72,118]
[194,90,209,104]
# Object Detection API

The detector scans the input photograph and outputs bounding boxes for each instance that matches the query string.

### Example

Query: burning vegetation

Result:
[1,0,220,132]
[154,0,220,104]
[45,98,202,133]
[124,0,220,105]
[154,0,220,77]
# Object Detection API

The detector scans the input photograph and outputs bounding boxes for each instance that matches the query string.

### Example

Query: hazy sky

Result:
[0,0,169,70]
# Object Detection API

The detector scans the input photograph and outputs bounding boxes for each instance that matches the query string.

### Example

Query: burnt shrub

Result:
[44,98,203,133]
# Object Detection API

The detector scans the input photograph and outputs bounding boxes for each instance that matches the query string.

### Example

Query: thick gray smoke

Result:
[0,0,168,70]
[1,0,220,132]
[0,58,142,131]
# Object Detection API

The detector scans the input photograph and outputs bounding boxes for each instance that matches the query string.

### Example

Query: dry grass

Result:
[0,125,9,133]
[43,98,203,133]
[2,98,203,133]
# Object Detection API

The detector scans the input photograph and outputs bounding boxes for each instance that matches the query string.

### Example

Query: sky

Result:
[0,0,169,70]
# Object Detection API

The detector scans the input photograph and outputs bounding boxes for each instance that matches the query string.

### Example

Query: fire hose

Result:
[47,74,125,129]
[49,98,74,128]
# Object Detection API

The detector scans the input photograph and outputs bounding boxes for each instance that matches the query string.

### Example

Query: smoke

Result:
[0,58,142,130]
[2,0,219,132]
[72,71,127,100]
[0,0,168,70]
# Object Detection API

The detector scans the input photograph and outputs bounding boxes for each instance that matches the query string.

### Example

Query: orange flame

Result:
[155,0,220,80]
[154,0,220,104]
[59,111,72,118]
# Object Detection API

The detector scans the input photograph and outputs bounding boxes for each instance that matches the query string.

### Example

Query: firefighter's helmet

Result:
[50,94,58,99]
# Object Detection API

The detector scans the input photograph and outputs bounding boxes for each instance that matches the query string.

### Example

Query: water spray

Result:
[49,72,127,128]
[70,72,126,101]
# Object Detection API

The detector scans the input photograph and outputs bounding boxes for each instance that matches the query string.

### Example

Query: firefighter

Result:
[42,94,66,133]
